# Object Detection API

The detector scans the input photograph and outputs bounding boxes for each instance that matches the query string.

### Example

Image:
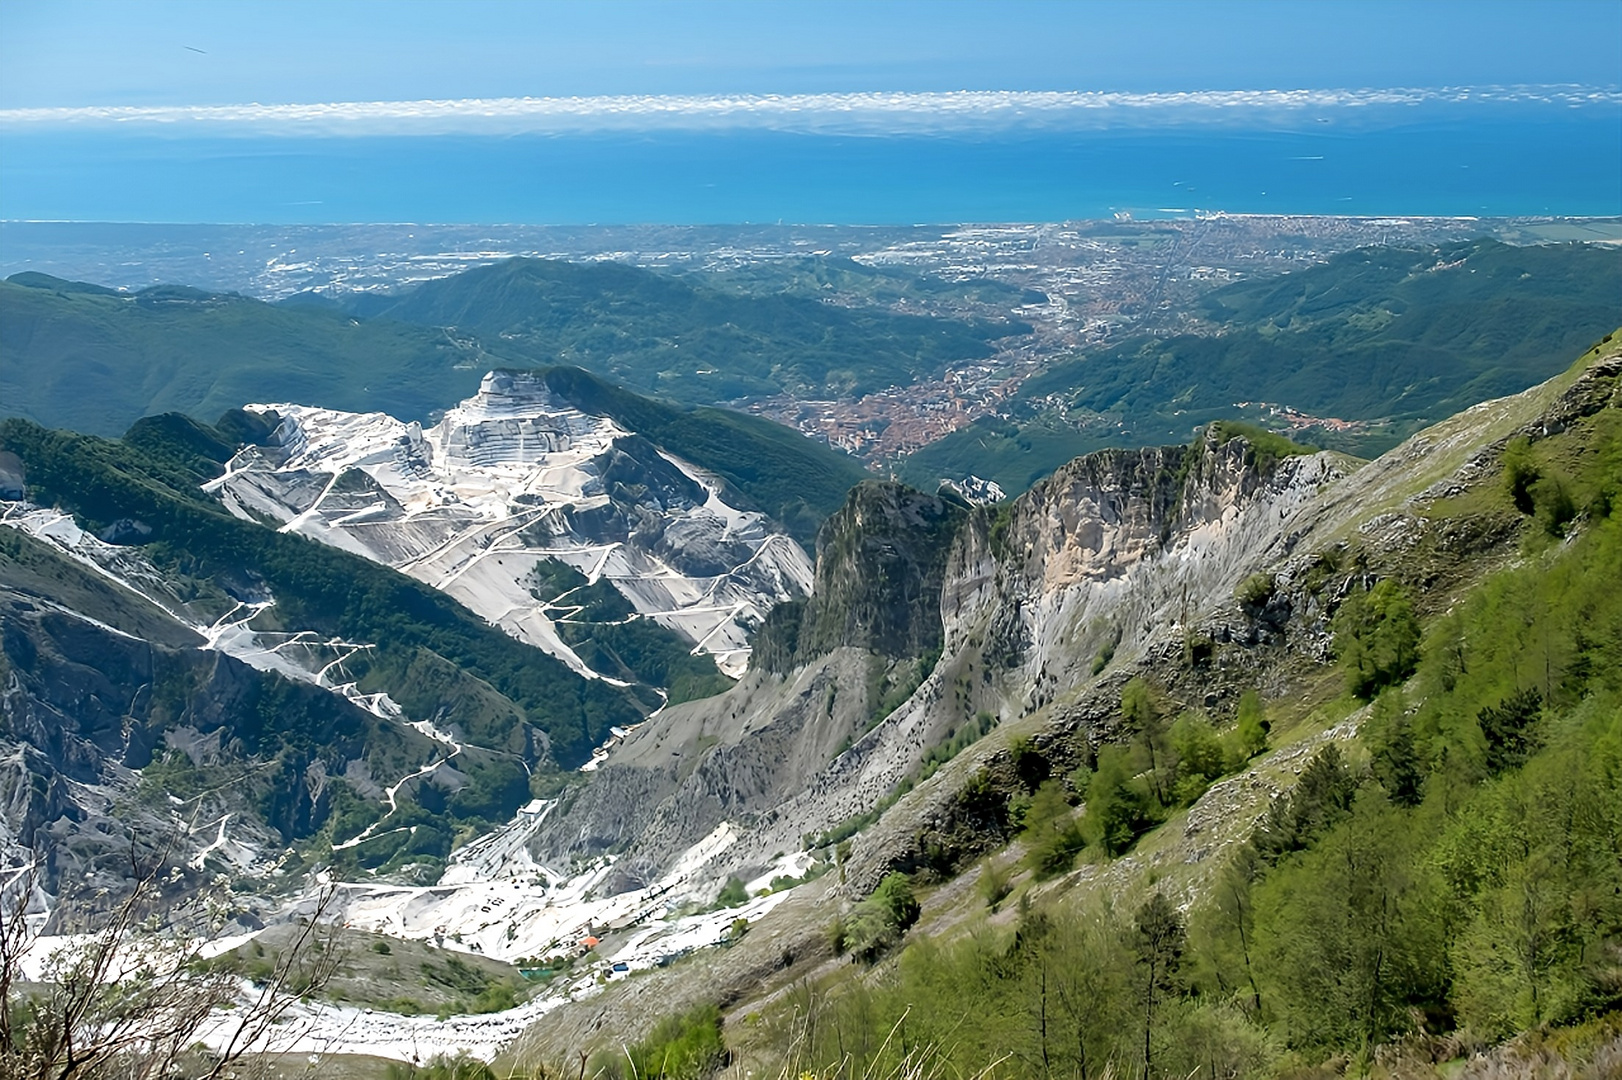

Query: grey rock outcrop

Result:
[542,427,1352,897]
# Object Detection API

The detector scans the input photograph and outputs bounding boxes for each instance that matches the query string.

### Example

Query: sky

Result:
[3,0,1620,113]
[2,1,1618,224]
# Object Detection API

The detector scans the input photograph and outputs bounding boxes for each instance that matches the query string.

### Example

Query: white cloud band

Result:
[2,86,1616,136]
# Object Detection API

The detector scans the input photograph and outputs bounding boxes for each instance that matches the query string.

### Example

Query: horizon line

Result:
[3,84,1618,137]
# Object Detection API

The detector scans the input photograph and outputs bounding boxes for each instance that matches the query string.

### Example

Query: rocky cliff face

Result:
[527,432,1345,896]
[731,432,1346,889]
[945,434,1345,717]
[753,482,966,672]
[523,483,967,886]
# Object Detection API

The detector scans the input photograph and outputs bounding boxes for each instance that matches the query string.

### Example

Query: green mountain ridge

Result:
[0,413,648,770]
[0,273,493,437]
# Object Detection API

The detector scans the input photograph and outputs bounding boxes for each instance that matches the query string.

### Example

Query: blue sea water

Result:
[1,109,1618,224]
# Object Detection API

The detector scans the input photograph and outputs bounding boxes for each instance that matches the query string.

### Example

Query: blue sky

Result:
[3,1,1617,223]
[3,0,1619,112]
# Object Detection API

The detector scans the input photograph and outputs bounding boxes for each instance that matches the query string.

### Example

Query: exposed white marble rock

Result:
[212,372,814,681]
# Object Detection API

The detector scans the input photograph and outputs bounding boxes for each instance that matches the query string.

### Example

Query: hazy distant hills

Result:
[902,239,1622,492]
[1,255,1021,437]
[0,272,490,436]
[329,256,1026,403]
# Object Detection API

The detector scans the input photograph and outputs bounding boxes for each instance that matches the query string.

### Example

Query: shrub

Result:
[843,873,921,962]
[1333,580,1421,699]
[1082,744,1157,857]
[600,1004,728,1080]
[1235,572,1276,610]
[1022,779,1085,879]
[872,873,920,932]
[1477,687,1543,774]
[387,1054,494,1080]
[978,858,1012,911]
[1169,713,1226,805]
[715,877,748,908]
[1502,436,1541,515]
[843,903,899,963]
[1230,689,1270,765]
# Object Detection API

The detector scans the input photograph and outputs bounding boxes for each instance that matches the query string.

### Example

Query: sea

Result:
[1,106,1618,224]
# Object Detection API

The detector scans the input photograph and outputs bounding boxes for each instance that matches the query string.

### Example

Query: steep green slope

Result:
[351,257,1025,404]
[903,240,1622,494]
[0,274,492,436]
[733,404,1622,1078]
[0,415,647,768]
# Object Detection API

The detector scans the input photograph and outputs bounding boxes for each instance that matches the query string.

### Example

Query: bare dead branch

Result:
[1,831,340,1080]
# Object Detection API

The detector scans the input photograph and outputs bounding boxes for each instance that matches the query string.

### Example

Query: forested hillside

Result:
[345,256,1026,404]
[0,274,491,435]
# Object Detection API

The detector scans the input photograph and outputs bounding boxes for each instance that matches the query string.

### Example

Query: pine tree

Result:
[1131,892,1186,1075]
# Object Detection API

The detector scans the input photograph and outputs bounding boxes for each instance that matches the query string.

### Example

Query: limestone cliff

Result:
[753,481,966,672]
[527,430,1344,894]
[523,483,967,887]
[725,430,1347,890]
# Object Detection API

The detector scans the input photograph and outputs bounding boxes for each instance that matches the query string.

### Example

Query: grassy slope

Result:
[901,336,1620,926]
[215,925,531,1017]
[0,523,203,649]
